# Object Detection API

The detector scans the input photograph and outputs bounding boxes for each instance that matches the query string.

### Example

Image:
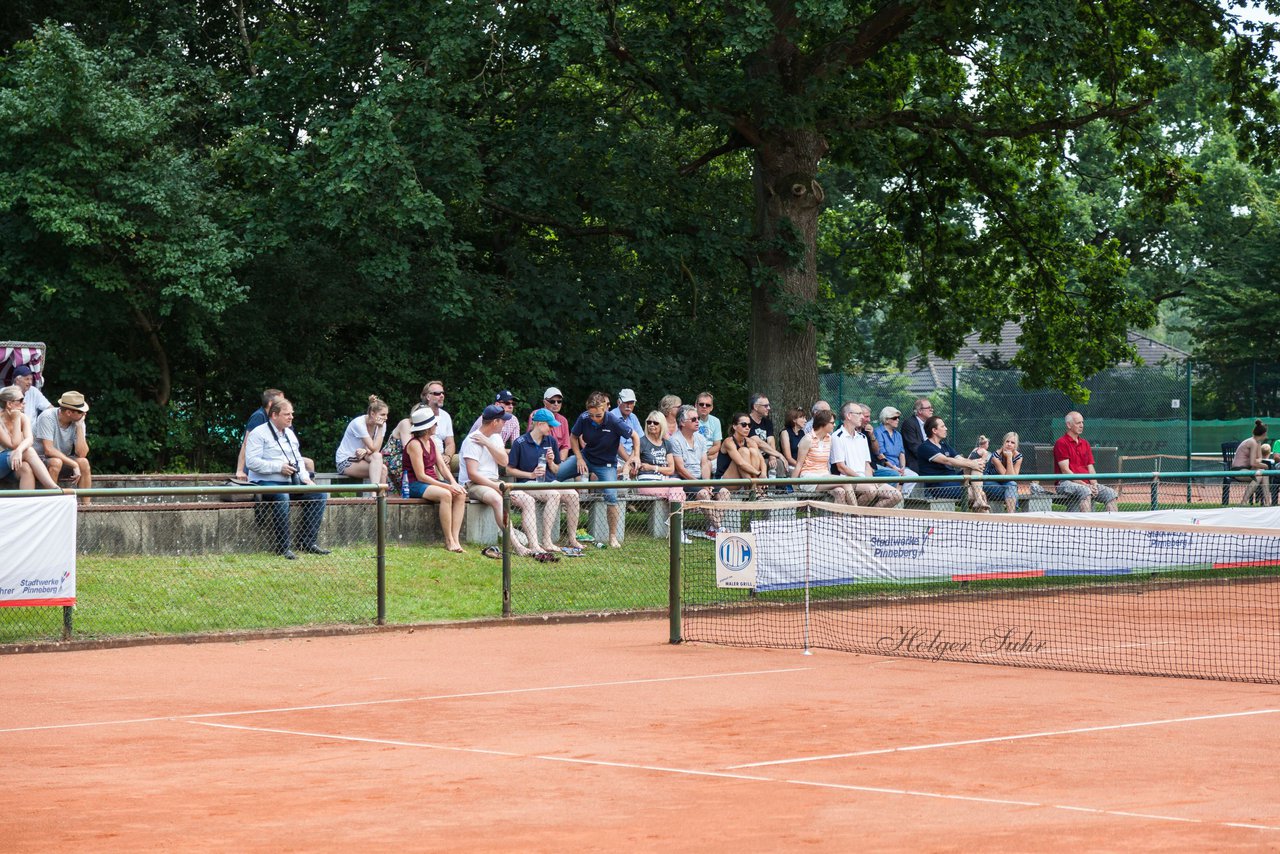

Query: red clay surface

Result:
[4,618,1279,852]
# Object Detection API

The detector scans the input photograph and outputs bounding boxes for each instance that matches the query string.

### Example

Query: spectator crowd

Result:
[5,369,1217,559]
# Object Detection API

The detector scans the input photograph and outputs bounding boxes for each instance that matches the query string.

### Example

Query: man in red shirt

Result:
[1052,411,1117,512]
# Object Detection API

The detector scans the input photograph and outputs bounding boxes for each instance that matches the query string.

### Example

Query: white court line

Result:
[187,720,1280,833]
[727,708,1280,769]
[0,667,810,735]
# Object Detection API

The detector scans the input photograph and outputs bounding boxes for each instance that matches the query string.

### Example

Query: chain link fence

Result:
[822,361,1280,477]
[0,485,383,646]
[2,469,1273,647]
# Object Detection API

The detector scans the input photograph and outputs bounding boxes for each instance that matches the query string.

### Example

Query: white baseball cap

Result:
[544,387,562,401]
[618,388,637,403]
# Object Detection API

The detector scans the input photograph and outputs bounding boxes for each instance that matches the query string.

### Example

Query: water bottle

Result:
[400,471,410,499]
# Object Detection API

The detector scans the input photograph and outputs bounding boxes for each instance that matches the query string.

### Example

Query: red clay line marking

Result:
[0,667,810,734]
[187,720,1280,833]
[726,708,1280,769]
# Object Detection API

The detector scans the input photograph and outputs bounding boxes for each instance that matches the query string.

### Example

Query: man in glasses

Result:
[830,402,901,507]
[901,397,934,473]
[245,397,330,558]
[746,392,788,477]
[420,380,455,465]
[694,391,722,457]
[469,390,521,448]
[671,404,728,537]
[528,386,572,459]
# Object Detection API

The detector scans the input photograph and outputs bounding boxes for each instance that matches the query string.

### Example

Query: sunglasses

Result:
[888,415,900,420]
[697,402,713,407]
[547,398,563,404]
[646,420,662,426]
[735,421,750,428]
[427,390,444,396]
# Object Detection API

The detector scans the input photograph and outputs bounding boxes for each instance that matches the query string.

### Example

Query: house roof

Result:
[902,323,1188,394]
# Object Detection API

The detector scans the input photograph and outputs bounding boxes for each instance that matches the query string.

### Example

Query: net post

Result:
[669,500,683,644]
[376,487,386,625]
[62,605,72,641]
[1150,473,1159,511]
[500,484,512,617]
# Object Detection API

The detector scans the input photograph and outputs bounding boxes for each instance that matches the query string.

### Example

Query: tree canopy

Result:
[1,1,1278,471]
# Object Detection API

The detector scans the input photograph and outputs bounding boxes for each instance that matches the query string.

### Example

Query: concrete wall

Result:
[78,499,443,555]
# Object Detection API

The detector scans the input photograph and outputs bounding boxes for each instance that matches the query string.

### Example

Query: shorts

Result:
[336,457,356,475]
[0,449,13,481]
[466,483,500,504]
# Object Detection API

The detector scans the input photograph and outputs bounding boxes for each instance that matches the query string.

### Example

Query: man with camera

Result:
[245,397,330,559]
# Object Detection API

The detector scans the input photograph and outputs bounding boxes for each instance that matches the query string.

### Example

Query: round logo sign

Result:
[718,536,753,571]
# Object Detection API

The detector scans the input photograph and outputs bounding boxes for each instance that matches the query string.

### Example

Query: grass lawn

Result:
[0,533,689,645]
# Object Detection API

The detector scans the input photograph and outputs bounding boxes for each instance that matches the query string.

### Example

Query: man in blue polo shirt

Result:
[556,390,641,549]
[508,408,586,554]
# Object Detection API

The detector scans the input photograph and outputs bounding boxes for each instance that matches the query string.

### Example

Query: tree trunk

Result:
[747,129,826,415]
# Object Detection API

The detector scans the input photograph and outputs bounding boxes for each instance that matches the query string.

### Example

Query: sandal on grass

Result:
[481,545,501,559]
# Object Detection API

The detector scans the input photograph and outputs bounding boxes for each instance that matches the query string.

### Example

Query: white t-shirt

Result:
[829,426,871,476]
[459,431,501,486]
[335,415,384,468]
[432,408,454,443]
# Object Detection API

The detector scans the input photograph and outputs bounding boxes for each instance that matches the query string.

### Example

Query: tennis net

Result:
[676,500,1280,683]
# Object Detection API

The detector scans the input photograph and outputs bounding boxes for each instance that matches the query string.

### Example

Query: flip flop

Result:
[560,547,584,557]
[481,545,501,560]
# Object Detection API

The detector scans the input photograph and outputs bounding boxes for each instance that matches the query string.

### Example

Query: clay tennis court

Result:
[5,618,1278,851]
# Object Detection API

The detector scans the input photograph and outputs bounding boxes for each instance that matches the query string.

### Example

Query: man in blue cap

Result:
[507,408,587,555]
[460,403,535,556]
[11,366,51,418]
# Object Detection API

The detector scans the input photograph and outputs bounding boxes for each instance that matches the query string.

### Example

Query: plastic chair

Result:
[1221,441,1241,505]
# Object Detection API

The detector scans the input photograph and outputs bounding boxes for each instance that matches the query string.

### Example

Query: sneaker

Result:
[705,528,717,539]
[680,534,694,544]
[576,529,595,542]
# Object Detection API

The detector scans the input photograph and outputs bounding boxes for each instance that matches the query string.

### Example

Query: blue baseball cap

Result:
[482,404,513,422]
[531,408,558,425]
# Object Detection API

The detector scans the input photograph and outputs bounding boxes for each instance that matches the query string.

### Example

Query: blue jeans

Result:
[556,457,620,504]
[0,449,13,481]
[924,484,966,501]
[253,481,328,552]
[984,481,1018,503]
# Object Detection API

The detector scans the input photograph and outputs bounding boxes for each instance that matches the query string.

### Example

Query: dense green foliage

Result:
[1,2,1277,471]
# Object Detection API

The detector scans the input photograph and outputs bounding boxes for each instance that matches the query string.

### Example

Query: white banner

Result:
[1022,506,1280,528]
[715,532,758,589]
[0,494,76,606]
[750,513,1280,592]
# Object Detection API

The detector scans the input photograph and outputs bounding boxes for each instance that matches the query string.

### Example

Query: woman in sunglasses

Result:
[715,412,767,482]
[635,410,686,501]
